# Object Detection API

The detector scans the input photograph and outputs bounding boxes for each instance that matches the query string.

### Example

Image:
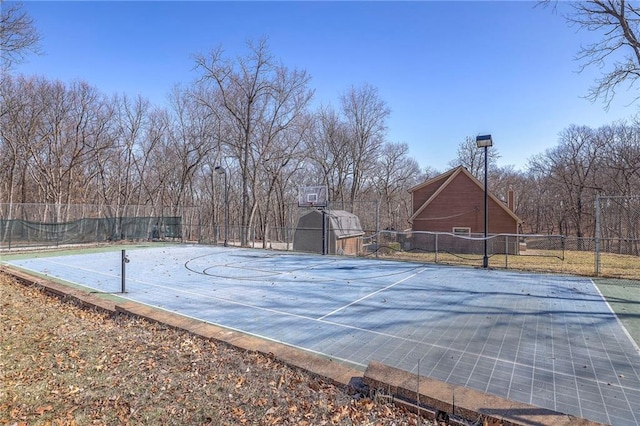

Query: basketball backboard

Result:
[298,185,328,207]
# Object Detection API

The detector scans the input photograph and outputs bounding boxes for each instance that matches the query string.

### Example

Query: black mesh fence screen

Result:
[1,217,182,249]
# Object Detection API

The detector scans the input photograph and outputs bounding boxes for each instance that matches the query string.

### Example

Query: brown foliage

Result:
[0,273,435,425]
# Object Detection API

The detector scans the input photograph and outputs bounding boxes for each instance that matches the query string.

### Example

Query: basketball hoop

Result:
[298,185,328,208]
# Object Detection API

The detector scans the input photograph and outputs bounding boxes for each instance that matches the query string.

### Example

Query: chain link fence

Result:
[0,204,194,250]
[368,230,638,280]
[2,203,637,280]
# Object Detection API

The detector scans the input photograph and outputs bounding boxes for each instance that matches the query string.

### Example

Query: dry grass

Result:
[380,249,640,280]
[0,273,436,426]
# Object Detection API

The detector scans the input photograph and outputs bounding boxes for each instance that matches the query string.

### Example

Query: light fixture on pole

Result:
[475,134,493,268]
[214,166,229,247]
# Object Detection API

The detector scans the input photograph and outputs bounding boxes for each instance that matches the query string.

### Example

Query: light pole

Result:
[215,166,229,247]
[476,134,493,268]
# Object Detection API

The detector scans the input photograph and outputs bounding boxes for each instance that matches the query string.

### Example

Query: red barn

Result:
[409,166,522,235]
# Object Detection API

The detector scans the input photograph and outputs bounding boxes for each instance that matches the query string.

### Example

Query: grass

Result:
[379,248,640,280]
[0,273,433,426]
[593,278,640,347]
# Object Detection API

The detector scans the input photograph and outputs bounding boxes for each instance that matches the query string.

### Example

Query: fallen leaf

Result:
[235,376,245,389]
[35,404,53,415]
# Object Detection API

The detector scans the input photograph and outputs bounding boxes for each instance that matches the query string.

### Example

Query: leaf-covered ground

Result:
[0,273,438,425]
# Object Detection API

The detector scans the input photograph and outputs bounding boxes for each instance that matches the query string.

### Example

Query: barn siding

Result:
[412,175,449,212]
[411,169,518,234]
[293,209,364,255]
[337,236,363,255]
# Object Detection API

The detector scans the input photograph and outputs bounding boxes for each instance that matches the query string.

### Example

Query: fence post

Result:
[435,233,438,263]
[505,235,509,269]
[375,200,380,259]
[7,220,12,250]
[595,195,601,276]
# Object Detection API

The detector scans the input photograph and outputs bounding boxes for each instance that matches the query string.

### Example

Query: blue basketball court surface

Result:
[3,244,640,425]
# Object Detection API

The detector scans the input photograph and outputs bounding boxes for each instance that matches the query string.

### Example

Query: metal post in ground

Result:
[483,145,489,268]
[321,208,326,255]
[505,235,509,269]
[476,134,493,268]
[375,200,380,259]
[595,195,601,276]
[121,249,129,293]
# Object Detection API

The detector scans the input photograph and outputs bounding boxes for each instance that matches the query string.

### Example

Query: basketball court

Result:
[3,244,639,425]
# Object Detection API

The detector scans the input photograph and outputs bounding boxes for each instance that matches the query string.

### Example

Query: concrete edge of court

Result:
[1,265,607,426]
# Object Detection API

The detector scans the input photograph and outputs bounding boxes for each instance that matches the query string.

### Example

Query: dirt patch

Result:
[0,273,439,425]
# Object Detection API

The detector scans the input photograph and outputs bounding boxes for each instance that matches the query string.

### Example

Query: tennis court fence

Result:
[1,203,637,280]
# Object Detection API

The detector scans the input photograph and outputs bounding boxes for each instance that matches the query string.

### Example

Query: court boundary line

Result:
[589,278,640,425]
[590,278,640,355]
[317,268,427,320]
[22,257,121,280]
[130,274,638,392]
[4,264,630,426]
[6,251,640,395]
[117,297,369,370]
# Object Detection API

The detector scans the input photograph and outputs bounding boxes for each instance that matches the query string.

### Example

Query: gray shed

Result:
[293,209,364,255]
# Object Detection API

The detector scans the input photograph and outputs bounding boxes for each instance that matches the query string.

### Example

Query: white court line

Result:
[16,258,120,281]
[111,298,369,370]
[316,267,427,320]
[591,278,640,355]
[120,274,517,363]
[123,274,619,388]
[10,258,633,391]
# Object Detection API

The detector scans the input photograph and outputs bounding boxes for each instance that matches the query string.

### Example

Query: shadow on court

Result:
[2,244,639,426]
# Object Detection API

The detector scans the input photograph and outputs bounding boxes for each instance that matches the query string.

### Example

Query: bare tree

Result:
[170,87,219,209]
[421,166,441,181]
[599,119,640,195]
[0,74,46,230]
[560,1,640,107]
[595,120,640,252]
[519,117,640,237]
[528,125,604,240]
[374,142,421,231]
[4,79,113,221]
[519,166,569,234]
[448,136,500,179]
[0,2,42,69]
[194,42,271,247]
[95,93,154,220]
[135,107,171,207]
[194,39,313,246]
[306,105,352,203]
[341,83,390,208]
[489,165,524,209]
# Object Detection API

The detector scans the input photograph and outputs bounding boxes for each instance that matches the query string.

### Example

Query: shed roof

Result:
[301,209,364,238]
[327,210,365,238]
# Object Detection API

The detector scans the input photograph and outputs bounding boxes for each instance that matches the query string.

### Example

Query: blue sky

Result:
[12,1,639,172]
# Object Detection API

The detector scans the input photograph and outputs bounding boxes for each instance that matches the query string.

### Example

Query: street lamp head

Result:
[214,165,225,175]
[476,134,493,148]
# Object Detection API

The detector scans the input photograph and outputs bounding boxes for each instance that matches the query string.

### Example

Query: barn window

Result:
[452,227,471,235]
